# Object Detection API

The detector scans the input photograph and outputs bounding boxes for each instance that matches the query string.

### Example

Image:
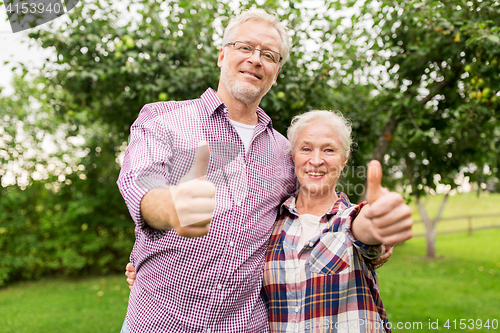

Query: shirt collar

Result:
[280,191,351,217]
[200,88,273,129]
[201,88,224,114]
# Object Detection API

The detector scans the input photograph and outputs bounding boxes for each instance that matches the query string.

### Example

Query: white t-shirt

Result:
[297,214,327,251]
[229,119,256,154]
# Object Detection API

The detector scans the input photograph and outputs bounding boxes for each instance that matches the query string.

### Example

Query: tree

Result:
[3,0,371,285]
[3,0,497,287]
[0,73,134,286]
[346,0,500,257]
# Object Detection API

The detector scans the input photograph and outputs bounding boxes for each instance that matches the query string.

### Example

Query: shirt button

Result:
[207,329,211,333]
[229,241,234,247]
[295,307,300,313]
[217,284,223,290]
[235,201,241,206]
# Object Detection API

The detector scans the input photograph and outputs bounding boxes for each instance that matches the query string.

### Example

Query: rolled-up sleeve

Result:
[117,103,173,235]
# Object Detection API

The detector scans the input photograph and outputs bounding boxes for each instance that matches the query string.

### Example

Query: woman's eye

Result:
[325,149,334,153]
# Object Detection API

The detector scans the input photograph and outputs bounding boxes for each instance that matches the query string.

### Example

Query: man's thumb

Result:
[366,160,384,204]
[180,141,210,183]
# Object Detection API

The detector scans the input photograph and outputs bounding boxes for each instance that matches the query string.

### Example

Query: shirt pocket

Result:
[306,231,350,275]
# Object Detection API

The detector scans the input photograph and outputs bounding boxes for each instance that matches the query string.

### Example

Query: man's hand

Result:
[371,245,394,269]
[125,262,136,289]
[140,141,216,237]
[351,160,413,246]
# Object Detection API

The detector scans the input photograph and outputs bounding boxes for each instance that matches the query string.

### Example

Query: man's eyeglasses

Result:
[225,41,282,64]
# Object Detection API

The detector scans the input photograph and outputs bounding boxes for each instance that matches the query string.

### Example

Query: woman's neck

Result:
[295,189,339,216]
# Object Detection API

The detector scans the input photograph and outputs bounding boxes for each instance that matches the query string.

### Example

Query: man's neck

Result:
[216,90,260,125]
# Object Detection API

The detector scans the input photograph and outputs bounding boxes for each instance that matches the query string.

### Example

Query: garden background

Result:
[1,0,499,332]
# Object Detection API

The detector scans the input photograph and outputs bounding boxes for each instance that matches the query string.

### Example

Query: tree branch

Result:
[432,192,449,228]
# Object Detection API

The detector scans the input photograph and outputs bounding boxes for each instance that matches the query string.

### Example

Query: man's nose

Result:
[247,50,263,65]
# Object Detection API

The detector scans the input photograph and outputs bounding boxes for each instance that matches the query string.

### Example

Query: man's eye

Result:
[239,46,252,51]
[262,52,277,62]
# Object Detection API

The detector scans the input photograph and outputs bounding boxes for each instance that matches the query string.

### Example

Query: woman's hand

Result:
[125,262,136,289]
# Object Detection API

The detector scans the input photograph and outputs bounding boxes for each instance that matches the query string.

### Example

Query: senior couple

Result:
[117,8,412,333]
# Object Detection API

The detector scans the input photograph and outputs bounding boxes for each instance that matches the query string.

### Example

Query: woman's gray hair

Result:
[222,8,290,65]
[287,110,352,158]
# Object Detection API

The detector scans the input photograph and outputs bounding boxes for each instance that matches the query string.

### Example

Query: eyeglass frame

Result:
[224,41,283,64]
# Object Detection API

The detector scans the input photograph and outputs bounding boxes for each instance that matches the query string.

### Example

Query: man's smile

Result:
[240,70,262,80]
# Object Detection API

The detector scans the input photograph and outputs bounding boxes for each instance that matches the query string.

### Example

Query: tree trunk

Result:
[417,193,449,258]
[372,113,399,163]
[425,225,436,259]
[417,198,436,258]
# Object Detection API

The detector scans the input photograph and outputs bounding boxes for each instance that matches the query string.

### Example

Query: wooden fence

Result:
[412,213,500,237]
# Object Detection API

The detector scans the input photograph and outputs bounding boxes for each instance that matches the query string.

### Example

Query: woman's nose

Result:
[309,151,323,165]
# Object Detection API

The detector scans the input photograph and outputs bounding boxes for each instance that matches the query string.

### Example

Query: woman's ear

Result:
[342,156,349,169]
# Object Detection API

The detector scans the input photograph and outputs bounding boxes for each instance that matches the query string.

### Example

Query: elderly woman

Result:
[125,110,411,333]
[261,110,405,333]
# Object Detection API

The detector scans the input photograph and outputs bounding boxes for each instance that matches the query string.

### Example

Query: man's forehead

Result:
[234,20,281,49]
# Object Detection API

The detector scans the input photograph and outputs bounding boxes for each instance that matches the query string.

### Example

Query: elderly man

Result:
[117,8,410,333]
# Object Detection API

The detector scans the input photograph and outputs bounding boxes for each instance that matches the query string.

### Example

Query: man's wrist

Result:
[141,187,176,231]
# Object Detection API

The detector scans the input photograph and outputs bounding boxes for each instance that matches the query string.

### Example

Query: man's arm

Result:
[141,181,214,238]
[140,142,215,238]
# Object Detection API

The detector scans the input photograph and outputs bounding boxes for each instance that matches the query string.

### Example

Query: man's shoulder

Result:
[141,98,202,117]
[269,127,290,148]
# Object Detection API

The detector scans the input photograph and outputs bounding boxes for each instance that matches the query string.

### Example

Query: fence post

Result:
[468,216,473,236]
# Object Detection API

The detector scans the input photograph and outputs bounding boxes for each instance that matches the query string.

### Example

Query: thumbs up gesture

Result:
[169,141,216,235]
[362,160,413,245]
[139,141,216,238]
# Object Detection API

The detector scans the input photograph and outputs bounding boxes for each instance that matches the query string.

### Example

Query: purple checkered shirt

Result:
[117,88,296,333]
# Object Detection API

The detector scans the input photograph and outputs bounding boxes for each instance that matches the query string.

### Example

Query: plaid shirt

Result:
[117,88,296,333]
[262,192,391,333]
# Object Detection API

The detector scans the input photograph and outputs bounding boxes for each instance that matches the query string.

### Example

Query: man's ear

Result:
[217,48,225,68]
[273,67,281,84]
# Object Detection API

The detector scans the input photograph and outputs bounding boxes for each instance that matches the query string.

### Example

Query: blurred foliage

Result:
[0,75,132,286]
[360,0,500,197]
[1,0,499,284]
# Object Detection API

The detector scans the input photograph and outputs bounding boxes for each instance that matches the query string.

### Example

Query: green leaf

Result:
[487,35,500,44]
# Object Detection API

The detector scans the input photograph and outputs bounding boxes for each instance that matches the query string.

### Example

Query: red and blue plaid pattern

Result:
[262,192,391,333]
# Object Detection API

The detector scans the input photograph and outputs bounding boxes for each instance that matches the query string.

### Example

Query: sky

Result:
[0,7,56,95]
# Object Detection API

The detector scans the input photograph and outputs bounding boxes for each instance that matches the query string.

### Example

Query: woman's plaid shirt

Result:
[262,192,391,333]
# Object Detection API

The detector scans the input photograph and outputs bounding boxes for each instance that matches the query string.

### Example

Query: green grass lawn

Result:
[0,275,129,333]
[1,192,499,333]
[378,229,500,332]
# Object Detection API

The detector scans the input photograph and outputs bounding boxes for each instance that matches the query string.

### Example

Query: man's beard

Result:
[220,63,273,105]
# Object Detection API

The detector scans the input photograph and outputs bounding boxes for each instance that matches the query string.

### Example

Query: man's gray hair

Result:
[287,110,352,158]
[222,8,290,65]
